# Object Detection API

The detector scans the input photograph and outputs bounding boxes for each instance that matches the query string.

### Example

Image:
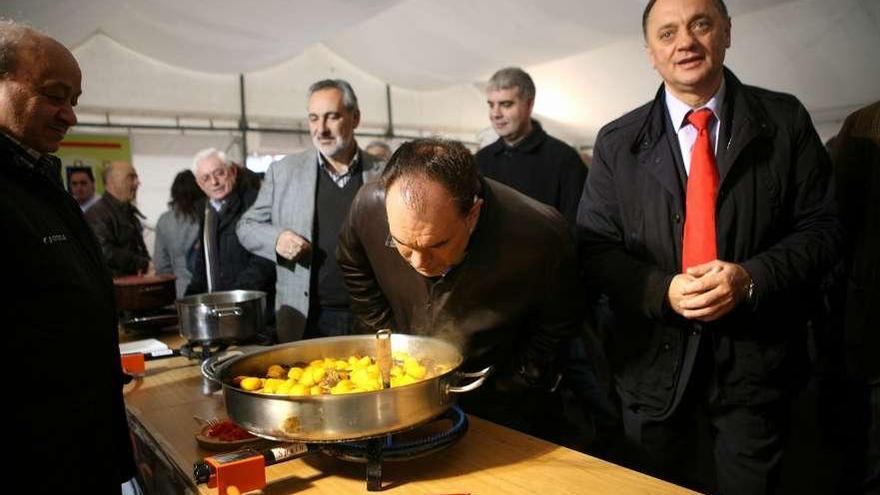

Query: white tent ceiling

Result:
[5,0,880,146]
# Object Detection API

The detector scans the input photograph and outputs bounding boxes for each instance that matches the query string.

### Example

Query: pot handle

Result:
[447,365,493,394]
[200,356,222,384]
[200,348,259,384]
[209,306,243,318]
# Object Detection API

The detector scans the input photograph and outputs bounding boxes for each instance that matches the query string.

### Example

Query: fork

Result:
[193,415,222,428]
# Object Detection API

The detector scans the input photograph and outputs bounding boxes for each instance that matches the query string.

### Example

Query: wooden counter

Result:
[123,345,697,495]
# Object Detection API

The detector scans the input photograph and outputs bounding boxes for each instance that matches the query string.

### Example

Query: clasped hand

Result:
[667,260,751,322]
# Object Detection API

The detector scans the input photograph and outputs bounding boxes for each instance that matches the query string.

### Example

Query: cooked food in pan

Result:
[232,351,449,396]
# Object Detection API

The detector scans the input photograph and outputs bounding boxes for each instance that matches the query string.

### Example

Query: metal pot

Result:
[203,334,491,442]
[113,274,176,311]
[176,290,266,343]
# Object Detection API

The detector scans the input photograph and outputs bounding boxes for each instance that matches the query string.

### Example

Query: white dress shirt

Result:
[664,79,726,175]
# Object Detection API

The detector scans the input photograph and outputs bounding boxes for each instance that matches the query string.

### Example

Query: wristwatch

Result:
[745,277,756,306]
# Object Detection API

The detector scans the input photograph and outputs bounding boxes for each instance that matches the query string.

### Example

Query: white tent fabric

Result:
[4,0,879,229]
[6,0,879,144]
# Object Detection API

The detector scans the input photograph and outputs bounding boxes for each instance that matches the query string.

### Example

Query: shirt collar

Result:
[491,119,547,155]
[0,131,43,165]
[664,78,726,129]
[318,148,361,179]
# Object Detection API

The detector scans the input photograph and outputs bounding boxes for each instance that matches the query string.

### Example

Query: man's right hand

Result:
[275,230,311,262]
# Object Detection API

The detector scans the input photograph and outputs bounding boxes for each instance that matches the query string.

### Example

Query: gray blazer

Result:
[237,148,384,340]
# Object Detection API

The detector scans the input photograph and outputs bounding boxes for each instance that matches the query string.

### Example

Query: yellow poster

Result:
[56,134,132,194]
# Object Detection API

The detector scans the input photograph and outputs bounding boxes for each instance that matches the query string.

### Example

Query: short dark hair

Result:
[67,166,94,183]
[642,0,730,37]
[381,138,479,217]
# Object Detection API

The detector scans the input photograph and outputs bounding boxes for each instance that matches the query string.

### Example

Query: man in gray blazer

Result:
[237,79,384,342]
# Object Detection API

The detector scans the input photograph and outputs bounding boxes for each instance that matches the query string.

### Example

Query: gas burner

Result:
[322,405,468,462]
[180,341,229,361]
[194,407,469,493]
[322,406,468,491]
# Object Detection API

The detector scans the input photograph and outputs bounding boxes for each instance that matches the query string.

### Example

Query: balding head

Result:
[382,139,483,277]
[103,161,140,204]
[0,19,81,153]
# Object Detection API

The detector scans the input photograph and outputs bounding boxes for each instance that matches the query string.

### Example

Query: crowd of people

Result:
[2,0,877,492]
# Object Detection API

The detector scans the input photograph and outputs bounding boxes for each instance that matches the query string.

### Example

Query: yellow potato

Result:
[289,383,308,396]
[311,366,327,382]
[362,378,382,391]
[334,360,349,370]
[350,368,370,387]
[287,367,304,381]
[406,364,427,379]
[330,379,354,395]
[309,385,323,396]
[299,369,316,388]
[240,377,262,391]
[263,378,285,394]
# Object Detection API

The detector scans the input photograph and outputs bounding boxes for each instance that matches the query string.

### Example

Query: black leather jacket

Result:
[85,192,150,276]
[338,177,584,427]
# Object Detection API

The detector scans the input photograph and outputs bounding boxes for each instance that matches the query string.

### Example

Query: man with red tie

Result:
[576,0,843,492]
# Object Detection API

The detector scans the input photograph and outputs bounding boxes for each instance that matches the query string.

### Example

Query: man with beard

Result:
[238,79,383,342]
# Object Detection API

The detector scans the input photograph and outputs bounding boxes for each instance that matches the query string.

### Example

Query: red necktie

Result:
[681,108,719,271]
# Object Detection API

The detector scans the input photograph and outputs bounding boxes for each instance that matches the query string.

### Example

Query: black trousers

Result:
[621,339,790,495]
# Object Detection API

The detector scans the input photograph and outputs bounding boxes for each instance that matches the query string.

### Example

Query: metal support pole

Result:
[239,74,249,162]
[384,84,394,139]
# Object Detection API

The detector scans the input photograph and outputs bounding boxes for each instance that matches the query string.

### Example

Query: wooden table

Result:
[122,339,697,495]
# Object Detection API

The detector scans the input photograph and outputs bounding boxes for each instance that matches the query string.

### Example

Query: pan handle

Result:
[447,366,493,394]
[209,306,243,318]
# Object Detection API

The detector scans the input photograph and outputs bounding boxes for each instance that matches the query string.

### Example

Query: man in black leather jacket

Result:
[338,138,583,439]
[85,160,151,275]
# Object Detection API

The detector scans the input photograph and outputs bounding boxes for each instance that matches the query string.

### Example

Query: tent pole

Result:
[239,73,249,162]
[385,84,394,139]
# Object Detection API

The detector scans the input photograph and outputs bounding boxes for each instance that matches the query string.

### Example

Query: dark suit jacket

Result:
[186,172,275,296]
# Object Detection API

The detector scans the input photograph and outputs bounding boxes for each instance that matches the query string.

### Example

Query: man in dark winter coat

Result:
[576,0,844,492]
[476,67,586,224]
[0,19,137,493]
[185,149,275,304]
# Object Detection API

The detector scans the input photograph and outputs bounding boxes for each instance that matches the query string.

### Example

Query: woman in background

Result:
[154,170,205,297]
